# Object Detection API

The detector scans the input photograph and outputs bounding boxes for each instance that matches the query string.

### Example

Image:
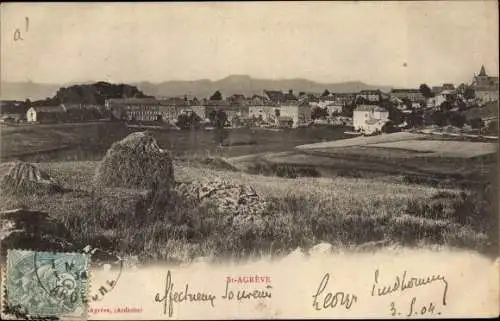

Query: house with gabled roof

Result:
[353,105,389,133]
[26,106,67,123]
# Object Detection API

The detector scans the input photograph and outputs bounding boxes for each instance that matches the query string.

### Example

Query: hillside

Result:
[135,75,393,98]
[1,76,392,100]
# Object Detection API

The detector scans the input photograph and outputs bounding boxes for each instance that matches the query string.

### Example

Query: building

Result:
[105,97,191,122]
[331,93,356,106]
[356,90,383,103]
[475,87,499,103]
[227,94,247,106]
[325,104,343,116]
[263,90,286,103]
[279,102,311,128]
[426,90,456,109]
[263,89,297,104]
[0,100,28,122]
[442,83,455,91]
[276,116,294,128]
[248,105,278,122]
[471,65,499,103]
[353,105,389,133]
[249,95,266,105]
[390,89,425,103]
[26,106,66,123]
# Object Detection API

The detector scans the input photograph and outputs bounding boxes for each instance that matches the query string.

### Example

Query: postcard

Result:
[0,1,498,319]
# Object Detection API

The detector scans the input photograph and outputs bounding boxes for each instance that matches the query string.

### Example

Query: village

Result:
[0,65,498,137]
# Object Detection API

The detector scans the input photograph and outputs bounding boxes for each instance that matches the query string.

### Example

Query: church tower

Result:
[479,65,487,76]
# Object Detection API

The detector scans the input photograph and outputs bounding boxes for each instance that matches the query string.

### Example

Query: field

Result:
[234,131,498,189]
[0,122,350,162]
[0,122,498,263]
[368,140,496,158]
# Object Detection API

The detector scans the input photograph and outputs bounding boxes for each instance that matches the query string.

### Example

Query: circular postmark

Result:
[33,251,89,315]
[83,246,125,302]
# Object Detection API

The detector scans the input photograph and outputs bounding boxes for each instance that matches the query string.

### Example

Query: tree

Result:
[321,89,330,97]
[208,109,217,124]
[402,98,413,110]
[213,109,229,145]
[176,112,201,130]
[468,117,484,129]
[231,114,242,127]
[381,120,399,133]
[379,100,404,125]
[431,110,447,127]
[419,83,434,99]
[311,106,328,120]
[355,96,368,105]
[341,104,355,118]
[484,120,498,135]
[406,111,424,128]
[463,87,476,100]
[214,109,228,127]
[447,112,466,128]
[209,90,223,101]
[456,100,467,111]
[439,100,453,112]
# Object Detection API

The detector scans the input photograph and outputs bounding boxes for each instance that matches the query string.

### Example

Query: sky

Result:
[1,1,498,88]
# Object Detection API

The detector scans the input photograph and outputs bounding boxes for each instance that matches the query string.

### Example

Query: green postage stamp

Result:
[4,250,90,319]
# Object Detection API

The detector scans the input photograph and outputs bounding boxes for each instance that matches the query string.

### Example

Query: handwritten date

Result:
[390,297,441,317]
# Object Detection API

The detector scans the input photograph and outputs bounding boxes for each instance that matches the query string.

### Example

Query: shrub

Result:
[246,161,321,178]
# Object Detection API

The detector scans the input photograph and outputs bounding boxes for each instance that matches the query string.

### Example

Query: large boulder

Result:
[176,178,268,228]
[0,161,64,196]
[94,131,174,190]
[0,209,75,257]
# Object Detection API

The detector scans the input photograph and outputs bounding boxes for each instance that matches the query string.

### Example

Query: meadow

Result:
[0,158,496,263]
[0,122,350,162]
[0,122,497,263]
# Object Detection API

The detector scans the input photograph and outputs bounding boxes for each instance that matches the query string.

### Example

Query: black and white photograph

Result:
[0,1,498,319]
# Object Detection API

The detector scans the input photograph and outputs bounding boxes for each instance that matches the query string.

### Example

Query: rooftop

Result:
[30,106,66,113]
[354,105,387,112]
[391,89,421,93]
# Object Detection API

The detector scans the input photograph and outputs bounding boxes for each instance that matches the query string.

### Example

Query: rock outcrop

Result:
[176,178,268,228]
[0,209,75,256]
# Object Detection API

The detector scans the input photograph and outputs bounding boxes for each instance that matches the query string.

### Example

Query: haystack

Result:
[94,131,174,190]
[0,161,63,196]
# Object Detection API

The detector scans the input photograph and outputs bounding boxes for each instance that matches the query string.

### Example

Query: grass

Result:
[227,147,496,190]
[0,159,495,263]
[1,125,496,262]
[369,140,497,158]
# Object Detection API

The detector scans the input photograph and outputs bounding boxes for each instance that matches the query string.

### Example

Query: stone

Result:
[0,209,75,256]
[175,178,268,218]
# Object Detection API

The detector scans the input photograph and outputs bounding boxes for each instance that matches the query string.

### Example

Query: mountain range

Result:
[1,75,393,101]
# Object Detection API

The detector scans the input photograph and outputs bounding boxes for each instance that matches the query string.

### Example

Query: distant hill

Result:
[134,75,393,99]
[1,75,392,100]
